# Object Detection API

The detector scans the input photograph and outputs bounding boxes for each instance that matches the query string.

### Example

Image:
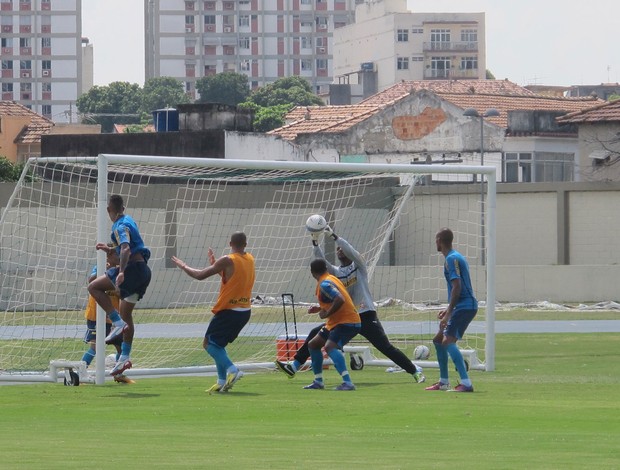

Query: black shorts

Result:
[205,309,251,348]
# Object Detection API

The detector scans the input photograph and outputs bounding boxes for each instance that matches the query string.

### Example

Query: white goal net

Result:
[0,156,496,383]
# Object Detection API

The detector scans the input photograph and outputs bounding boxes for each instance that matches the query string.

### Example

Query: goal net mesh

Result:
[0,156,491,379]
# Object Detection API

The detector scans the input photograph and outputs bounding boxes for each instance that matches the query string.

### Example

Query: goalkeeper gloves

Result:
[324,225,338,240]
[310,231,322,246]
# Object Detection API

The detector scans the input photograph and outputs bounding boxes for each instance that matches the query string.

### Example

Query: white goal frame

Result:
[0,155,496,385]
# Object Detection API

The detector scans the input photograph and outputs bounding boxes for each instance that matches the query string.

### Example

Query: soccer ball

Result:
[305,214,327,233]
[105,354,117,368]
[414,345,430,360]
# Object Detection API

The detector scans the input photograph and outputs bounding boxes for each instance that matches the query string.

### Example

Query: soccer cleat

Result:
[105,321,127,343]
[334,382,356,391]
[221,370,244,392]
[449,383,474,393]
[303,380,325,390]
[110,358,132,376]
[275,360,296,378]
[385,366,405,373]
[113,375,136,384]
[413,371,426,383]
[424,381,450,391]
[207,383,223,394]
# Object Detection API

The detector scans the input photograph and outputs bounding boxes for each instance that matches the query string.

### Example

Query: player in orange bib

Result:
[303,258,361,391]
[172,231,255,394]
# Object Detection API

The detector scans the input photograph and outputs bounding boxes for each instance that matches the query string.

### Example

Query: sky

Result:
[82,0,620,88]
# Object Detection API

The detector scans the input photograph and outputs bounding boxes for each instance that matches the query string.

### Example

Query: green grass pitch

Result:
[1,333,619,469]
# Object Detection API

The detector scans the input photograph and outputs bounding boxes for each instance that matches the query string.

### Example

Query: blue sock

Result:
[292,359,302,371]
[121,342,132,358]
[206,342,233,380]
[108,310,122,324]
[327,349,351,383]
[446,343,470,382]
[309,348,324,379]
[434,342,450,383]
[82,347,96,365]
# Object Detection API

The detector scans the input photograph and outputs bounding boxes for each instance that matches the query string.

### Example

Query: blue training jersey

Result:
[111,214,151,262]
[444,249,477,310]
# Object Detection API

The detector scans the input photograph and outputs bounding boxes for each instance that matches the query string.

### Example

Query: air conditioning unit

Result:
[318,47,325,53]
[224,26,232,33]
[2,26,11,32]
[42,70,50,76]
[318,24,327,30]
[186,27,193,33]
[206,25,214,31]
[21,72,30,78]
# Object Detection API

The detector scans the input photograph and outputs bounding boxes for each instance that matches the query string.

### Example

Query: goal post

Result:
[0,155,496,384]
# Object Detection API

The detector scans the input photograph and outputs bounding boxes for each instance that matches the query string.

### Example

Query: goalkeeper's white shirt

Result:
[313,237,374,314]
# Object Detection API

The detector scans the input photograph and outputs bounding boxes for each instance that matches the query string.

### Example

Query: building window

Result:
[411,56,424,62]
[504,153,532,183]
[301,36,312,49]
[411,28,423,34]
[301,0,311,4]
[239,37,250,49]
[461,29,477,42]
[239,15,250,27]
[460,56,477,70]
[316,58,327,70]
[301,59,312,71]
[316,17,328,29]
[1,60,13,70]
[20,59,32,70]
[430,56,451,77]
[430,29,451,49]
[41,37,51,48]
[204,15,216,25]
[239,60,250,71]
[42,104,51,117]
[397,57,409,70]
[397,29,408,42]
[42,82,51,92]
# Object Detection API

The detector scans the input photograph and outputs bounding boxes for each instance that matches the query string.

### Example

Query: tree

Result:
[241,77,324,132]
[76,81,143,132]
[0,156,22,182]
[248,76,323,108]
[195,72,250,106]
[141,77,190,113]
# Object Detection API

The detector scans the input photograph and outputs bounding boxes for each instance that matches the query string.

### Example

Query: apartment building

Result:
[0,0,86,123]
[144,0,358,98]
[333,0,485,94]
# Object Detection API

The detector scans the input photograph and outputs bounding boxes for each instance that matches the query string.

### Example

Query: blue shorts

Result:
[107,261,151,302]
[318,323,361,348]
[83,320,122,346]
[443,308,477,340]
[206,309,251,348]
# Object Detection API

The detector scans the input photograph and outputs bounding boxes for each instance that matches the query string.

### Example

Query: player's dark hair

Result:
[437,227,454,244]
[109,194,124,213]
[230,231,247,248]
[310,258,328,275]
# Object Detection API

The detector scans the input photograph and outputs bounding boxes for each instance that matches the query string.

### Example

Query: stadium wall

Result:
[1,181,618,303]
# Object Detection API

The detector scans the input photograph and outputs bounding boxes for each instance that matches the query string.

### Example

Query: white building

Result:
[0,0,87,123]
[144,0,359,98]
[333,0,485,96]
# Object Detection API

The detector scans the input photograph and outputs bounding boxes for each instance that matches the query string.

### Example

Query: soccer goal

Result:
[0,155,496,384]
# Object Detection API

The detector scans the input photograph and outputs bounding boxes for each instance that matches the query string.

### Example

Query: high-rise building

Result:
[144,0,358,99]
[0,0,87,123]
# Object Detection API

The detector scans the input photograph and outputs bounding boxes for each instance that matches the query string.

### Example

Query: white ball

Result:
[414,345,430,360]
[105,354,117,368]
[305,214,327,233]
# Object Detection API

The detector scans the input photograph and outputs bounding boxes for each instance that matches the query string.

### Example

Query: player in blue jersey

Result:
[425,227,478,392]
[88,194,152,377]
[275,225,425,384]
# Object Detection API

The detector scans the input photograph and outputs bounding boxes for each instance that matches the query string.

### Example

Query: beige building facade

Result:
[333,0,485,93]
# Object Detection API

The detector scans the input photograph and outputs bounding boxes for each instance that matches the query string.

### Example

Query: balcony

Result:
[423,68,479,79]
[423,41,478,52]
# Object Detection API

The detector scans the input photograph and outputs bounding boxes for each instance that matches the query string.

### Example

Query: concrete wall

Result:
[1,179,619,303]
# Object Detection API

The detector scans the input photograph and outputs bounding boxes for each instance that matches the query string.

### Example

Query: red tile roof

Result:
[270,80,602,141]
[556,98,620,124]
[0,101,53,144]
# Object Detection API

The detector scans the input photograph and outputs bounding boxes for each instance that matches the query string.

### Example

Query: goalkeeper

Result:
[276,225,425,383]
